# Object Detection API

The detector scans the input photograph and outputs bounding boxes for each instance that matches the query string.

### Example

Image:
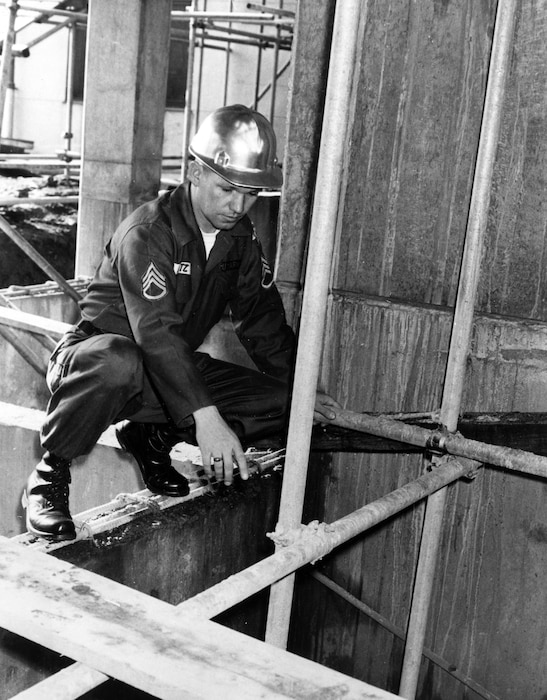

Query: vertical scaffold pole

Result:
[63,21,75,181]
[0,0,18,137]
[181,0,198,180]
[264,0,362,648]
[398,1,518,697]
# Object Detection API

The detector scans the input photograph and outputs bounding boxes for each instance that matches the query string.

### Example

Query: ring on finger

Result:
[212,456,223,463]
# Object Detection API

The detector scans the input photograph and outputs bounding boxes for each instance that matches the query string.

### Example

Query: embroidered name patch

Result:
[142,261,167,300]
[173,261,191,275]
[219,259,241,272]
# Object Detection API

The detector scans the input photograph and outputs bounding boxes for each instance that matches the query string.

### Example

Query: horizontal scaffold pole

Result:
[20,453,472,698]
[179,454,474,619]
[332,408,547,480]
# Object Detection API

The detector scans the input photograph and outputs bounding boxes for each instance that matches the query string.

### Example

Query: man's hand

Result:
[314,391,342,424]
[193,405,248,486]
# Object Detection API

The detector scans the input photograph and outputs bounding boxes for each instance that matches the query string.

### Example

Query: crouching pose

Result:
[24,104,339,541]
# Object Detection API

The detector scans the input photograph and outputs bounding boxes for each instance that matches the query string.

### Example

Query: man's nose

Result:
[230,191,245,214]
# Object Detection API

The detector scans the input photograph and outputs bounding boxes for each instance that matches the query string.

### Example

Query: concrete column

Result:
[76,0,172,276]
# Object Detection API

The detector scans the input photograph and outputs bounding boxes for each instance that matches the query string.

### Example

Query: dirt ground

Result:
[0,170,78,289]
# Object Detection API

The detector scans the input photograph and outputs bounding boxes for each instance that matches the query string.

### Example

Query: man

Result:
[23,104,340,542]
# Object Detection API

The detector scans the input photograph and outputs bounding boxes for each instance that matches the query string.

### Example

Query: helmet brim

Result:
[191,151,283,190]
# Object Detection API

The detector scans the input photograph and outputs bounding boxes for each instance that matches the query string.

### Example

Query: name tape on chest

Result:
[174,261,191,275]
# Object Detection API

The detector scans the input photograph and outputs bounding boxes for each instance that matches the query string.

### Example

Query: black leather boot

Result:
[116,422,191,497]
[23,453,76,541]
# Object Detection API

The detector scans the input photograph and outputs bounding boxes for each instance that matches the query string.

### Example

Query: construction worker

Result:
[23,104,340,541]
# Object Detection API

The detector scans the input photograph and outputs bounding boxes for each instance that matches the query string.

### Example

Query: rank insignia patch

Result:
[261,254,274,289]
[142,261,167,300]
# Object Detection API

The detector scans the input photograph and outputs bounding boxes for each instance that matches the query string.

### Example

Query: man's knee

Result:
[75,335,143,390]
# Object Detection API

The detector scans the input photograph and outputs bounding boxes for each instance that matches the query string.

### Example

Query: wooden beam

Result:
[0,537,399,699]
[0,306,70,339]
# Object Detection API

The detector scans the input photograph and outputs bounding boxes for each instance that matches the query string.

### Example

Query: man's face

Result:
[189,162,259,232]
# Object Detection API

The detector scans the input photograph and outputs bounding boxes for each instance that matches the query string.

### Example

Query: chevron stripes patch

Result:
[142,261,167,300]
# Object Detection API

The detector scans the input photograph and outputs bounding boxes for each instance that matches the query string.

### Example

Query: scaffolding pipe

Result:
[16,395,547,700]
[62,21,75,181]
[182,455,473,620]
[172,10,292,25]
[181,0,198,180]
[194,0,206,124]
[0,0,17,137]
[253,57,290,105]
[197,31,284,49]
[253,0,265,109]
[222,2,233,106]
[311,572,501,700]
[13,452,466,699]
[0,213,82,303]
[22,17,72,49]
[331,409,547,479]
[264,0,362,648]
[2,57,14,138]
[7,3,88,22]
[200,20,291,46]
[269,22,280,123]
[398,1,518,696]
[246,2,295,18]
[0,196,78,206]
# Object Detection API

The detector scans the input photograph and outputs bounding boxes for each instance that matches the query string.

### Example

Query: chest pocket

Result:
[214,259,241,298]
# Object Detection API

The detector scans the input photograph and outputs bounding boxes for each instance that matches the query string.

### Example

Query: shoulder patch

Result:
[142,261,168,300]
[261,254,274,289]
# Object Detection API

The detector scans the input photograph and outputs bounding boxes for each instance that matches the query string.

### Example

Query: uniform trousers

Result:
[41,326,290,461]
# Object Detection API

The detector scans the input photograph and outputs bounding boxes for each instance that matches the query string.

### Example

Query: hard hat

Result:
[189,104,283,190]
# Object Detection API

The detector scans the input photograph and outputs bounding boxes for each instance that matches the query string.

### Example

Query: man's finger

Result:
[235,448,249,480]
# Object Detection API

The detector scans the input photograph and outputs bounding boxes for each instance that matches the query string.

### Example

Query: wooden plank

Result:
[9,663,107,700]
[0,306,70,339]
[0,537,400,699]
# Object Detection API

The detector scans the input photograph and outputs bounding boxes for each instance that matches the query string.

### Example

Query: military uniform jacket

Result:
[79,183,296,427]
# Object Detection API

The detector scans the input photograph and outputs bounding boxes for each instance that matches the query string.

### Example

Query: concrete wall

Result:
[278,1,547,699]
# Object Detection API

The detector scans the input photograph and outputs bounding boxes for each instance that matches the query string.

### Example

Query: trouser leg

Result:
[41,331,163,460]
[193,353,291,446]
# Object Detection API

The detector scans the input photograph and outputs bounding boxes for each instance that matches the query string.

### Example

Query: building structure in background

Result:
[1,0,294,164]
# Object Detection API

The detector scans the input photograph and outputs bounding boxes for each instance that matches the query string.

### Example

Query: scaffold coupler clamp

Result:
[425,428,482,480]
[425,425,449,460]
[267,520,335,564]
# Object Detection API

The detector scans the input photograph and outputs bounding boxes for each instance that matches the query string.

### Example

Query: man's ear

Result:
[187,160,202,186]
